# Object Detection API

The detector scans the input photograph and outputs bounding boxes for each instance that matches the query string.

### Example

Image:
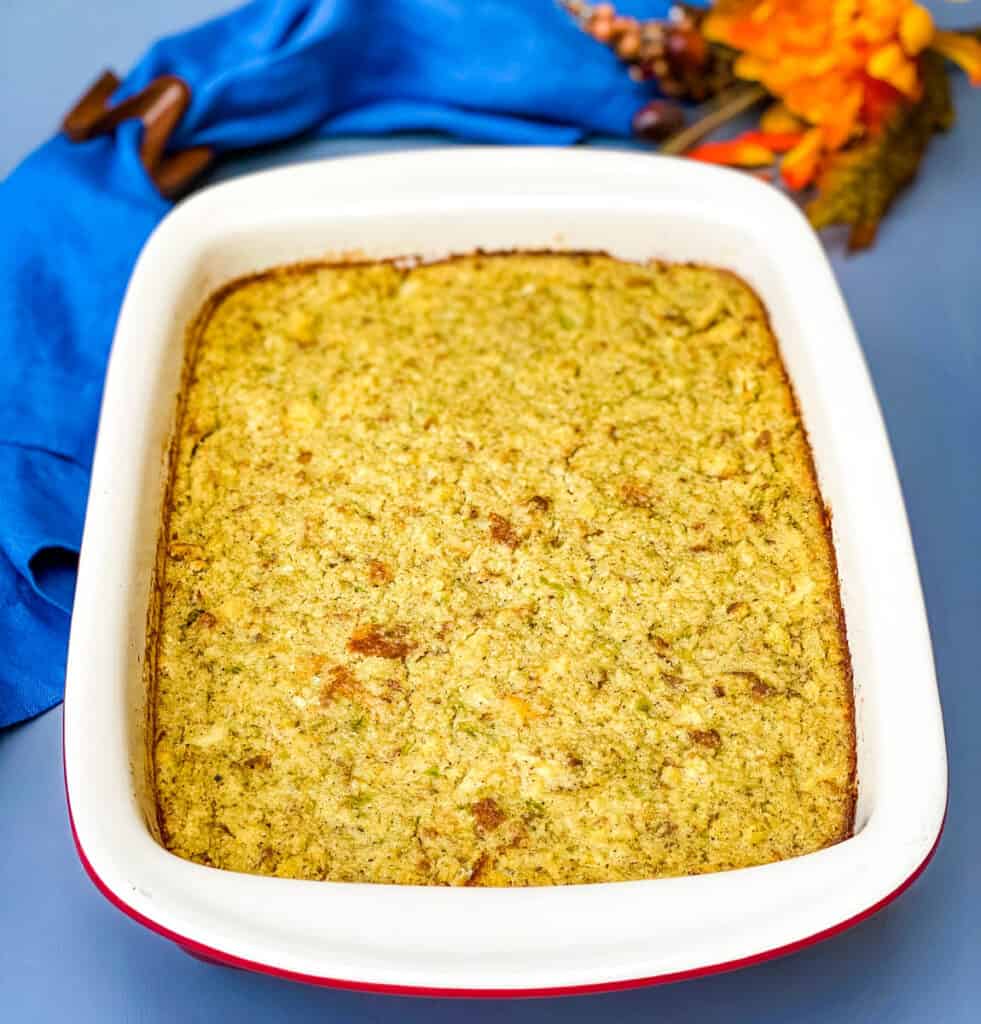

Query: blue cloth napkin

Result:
[0,0,675,728]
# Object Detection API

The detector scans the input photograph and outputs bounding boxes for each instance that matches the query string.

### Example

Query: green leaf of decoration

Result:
[807,51,954,250]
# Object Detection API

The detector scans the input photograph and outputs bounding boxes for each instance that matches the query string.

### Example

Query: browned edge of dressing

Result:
[144,286,231,846]
[144,249,858,857]
[727,267,858,842]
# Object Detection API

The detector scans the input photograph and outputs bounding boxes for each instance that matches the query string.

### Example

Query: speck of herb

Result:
[182,608,203,629]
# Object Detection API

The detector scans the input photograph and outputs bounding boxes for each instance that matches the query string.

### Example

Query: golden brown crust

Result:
[149,251,856,884]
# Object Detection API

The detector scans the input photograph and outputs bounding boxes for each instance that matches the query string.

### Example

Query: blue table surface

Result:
[2,1,979,1020]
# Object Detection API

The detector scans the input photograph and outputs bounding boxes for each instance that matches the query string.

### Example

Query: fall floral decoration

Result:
[563,1,981,249]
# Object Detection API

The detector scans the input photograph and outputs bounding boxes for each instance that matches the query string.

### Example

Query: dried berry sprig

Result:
[562,1,736,102]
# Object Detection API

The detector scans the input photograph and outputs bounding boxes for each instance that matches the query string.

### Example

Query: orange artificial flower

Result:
[704,0,941,186]
[703,1,981,188]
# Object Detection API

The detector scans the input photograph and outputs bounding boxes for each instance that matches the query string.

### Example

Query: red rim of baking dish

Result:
[63,722,946,1000]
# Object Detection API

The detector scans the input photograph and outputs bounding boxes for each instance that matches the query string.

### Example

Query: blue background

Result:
[1,1,978,1019]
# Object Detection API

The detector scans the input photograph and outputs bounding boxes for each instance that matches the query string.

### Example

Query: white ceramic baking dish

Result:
[63,148,946,997]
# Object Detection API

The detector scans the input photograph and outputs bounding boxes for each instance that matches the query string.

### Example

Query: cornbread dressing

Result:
[151,253,855,886]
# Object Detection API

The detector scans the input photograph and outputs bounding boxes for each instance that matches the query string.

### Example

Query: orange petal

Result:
[739,130,806,153]
[701,12,734,43]
[688,137,777,168]
[854,16,894,47]
[822,86,864,148]
[867,42,905,80]
[890,60,921,100]
[733,54,768,81]
[760,102,806,135]
[932,30,981,86]
[899,6,934,57]
[832,0,860,31]
[780,128,825,190]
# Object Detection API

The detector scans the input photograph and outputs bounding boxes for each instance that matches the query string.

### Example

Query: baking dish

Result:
[63,148,946,996]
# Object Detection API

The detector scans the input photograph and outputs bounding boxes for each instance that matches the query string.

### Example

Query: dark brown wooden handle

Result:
[62,70,213,197]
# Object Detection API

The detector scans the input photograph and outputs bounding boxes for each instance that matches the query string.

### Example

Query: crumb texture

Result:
[152,253,855,885]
